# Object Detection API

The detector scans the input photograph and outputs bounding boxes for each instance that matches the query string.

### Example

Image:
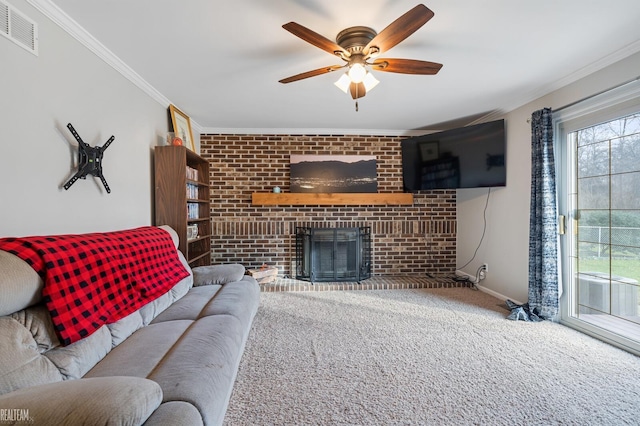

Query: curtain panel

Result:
[528,107,559,319]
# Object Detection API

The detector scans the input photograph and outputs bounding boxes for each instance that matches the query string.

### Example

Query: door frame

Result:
[555,79,640,355]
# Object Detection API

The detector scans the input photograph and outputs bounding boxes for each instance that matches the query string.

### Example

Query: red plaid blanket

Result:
[0,226,190,346]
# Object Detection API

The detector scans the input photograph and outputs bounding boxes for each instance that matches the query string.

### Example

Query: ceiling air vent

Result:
[0,2,8,36]
[0,0,38,56]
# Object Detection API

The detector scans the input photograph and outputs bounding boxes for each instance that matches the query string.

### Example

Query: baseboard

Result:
[474,284,525,306]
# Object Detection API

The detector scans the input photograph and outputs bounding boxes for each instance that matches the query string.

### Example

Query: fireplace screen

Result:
[295,227,371,282]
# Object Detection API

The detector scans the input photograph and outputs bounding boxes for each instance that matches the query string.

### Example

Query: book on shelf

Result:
[186,183,199,200]
[186,166,198,181]
[187,203,199,220]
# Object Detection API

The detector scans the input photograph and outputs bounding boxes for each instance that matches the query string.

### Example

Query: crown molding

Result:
[473,40,640,124]
[547,39,640,95]
[199,127,429,137]
[26,0,202,131]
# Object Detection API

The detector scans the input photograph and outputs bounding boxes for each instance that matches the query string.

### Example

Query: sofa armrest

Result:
[192,264,246,286]
[0,377,162,426]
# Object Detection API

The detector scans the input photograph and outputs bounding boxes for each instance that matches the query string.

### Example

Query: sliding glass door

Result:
[558,89,640,354]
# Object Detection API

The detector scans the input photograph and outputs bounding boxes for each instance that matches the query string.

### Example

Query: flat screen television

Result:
[401,119,506,191]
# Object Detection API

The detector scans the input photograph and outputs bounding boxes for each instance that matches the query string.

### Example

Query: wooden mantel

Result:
[251,192,413,206]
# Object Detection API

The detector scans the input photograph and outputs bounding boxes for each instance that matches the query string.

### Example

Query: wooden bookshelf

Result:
[251,192,413,206]
[154,146,211,267]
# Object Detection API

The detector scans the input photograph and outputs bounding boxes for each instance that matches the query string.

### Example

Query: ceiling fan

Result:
[279,4,443,103]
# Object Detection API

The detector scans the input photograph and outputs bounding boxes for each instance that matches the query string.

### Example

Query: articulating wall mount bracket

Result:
[63,123,114,193]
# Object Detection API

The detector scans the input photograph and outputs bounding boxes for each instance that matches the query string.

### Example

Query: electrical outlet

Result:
[478,263,488,281]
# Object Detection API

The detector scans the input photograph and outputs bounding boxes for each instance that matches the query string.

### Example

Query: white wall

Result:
[457,52,640,303]
[0,0,169,236]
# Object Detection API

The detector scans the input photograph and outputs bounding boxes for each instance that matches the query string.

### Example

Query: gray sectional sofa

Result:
[0,226,260,425]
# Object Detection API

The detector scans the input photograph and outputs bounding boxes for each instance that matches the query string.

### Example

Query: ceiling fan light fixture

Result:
[280,5,441,109]
[347,63,367,83]
[334,73,351,93]
[362,72,379,92]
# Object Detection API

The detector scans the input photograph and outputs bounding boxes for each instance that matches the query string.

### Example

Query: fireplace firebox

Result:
[295,227,371,283]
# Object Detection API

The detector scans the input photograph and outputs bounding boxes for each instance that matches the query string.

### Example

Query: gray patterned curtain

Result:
[528,107,558,319]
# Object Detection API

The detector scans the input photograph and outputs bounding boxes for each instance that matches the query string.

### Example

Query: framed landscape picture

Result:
[290,155,378,193]
[169,104,195,151]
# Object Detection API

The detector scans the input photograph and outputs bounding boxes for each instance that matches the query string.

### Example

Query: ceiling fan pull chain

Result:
[355,101,359,112]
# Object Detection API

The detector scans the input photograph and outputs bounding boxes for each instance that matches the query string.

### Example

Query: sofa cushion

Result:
[44,326,112,380]
[85,320,193,379]
[147,314,245,426]
[143,401,203,426]
[0,316,63,396]
[150,285,222,323]
[138,290,176,326]
[0,251,43,316]
[199,276,261,332]
[0,376,162,426]
[108,310,144,348]
[10,305,59,352]
[192,264,246,286]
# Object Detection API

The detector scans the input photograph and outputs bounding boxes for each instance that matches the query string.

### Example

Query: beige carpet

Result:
[224,288,640,425]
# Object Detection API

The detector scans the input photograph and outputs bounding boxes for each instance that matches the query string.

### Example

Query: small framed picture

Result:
[419,141,439,162]
[169,104,195,151]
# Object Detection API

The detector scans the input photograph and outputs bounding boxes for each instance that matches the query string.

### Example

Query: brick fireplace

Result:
[199,134,456,278]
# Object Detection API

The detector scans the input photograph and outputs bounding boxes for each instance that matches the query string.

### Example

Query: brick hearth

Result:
[200,134,457,278]
[258,275,471,292]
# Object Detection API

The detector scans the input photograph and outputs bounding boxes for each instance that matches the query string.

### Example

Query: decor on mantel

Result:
[251,192,413,206]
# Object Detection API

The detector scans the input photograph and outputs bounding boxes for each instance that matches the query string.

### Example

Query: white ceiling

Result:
[48,0,640,134]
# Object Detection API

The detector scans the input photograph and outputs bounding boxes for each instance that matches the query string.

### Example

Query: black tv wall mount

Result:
[63,123,114,193]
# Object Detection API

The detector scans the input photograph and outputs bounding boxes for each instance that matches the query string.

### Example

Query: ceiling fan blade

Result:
[349,82,366,99]
[363,4,434,56]
[279,65,345,84]
[283,22,349,58]
[370,58,442,75]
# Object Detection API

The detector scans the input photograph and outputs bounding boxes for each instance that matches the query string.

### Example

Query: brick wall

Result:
[200,134,456,277]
